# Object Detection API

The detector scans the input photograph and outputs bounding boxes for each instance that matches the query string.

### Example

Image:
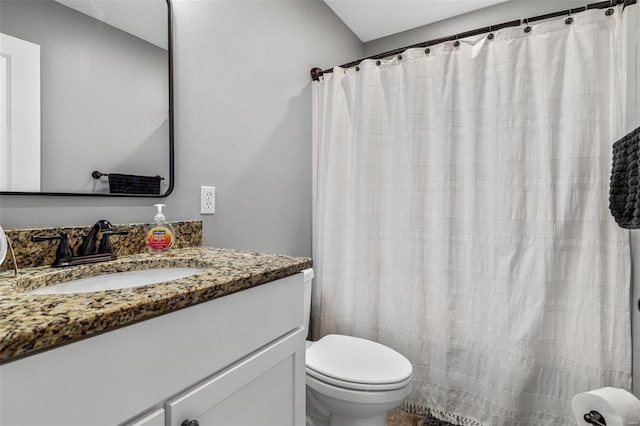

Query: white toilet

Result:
[303,269,413,426]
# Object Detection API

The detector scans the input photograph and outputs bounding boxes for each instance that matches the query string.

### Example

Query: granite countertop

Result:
[0,246,312,363]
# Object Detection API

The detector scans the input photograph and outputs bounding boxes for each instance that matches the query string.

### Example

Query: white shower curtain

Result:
[312,7,631,425]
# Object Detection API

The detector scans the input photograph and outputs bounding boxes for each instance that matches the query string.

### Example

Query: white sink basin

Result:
[29,268,205,295]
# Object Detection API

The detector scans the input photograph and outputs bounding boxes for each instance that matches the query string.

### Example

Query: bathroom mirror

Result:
[0,0,173,196]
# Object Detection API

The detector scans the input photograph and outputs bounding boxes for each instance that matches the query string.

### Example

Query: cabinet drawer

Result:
[167,328,306,426]
[124,408,165,426]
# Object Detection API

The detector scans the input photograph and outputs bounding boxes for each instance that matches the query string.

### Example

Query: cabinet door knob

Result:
[181,420,199,426]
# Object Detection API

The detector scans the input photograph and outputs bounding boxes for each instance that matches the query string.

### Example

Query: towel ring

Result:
[0,226,18,277]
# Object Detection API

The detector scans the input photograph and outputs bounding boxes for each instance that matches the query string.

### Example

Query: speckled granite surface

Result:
[1,221,202,270]
[0,246,312,363]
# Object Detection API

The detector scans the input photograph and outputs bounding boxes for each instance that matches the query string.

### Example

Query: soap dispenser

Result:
[146,204,175,255]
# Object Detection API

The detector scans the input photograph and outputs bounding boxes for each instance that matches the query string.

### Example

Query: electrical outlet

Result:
[200,186,215,215]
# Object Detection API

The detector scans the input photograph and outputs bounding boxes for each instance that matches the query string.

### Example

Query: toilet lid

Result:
[306,335,412,387]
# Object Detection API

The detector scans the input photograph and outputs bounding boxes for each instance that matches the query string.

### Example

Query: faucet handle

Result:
[98,229,128,254]
[102,229,129,236]
[32,233,73,261]
[97,234,113,254]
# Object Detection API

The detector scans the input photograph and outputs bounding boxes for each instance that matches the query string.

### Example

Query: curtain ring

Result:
[565,9,574,25]
[524,18,532,33]
[425,41,430,55]
[488,25,495,40]
[606,0,615,15]
[376,60,381,66]
[454,34,460,48]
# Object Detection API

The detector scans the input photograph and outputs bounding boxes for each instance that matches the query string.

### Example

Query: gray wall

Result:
[0,0,363,257]
[1,0,169,193]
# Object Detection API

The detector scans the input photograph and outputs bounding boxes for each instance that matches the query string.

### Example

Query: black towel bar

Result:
[92,171,164,195]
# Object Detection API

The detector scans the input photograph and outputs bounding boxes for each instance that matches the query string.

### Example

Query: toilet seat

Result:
[306,334,413,391]
[306,366,412,391]
[306,372,413,406]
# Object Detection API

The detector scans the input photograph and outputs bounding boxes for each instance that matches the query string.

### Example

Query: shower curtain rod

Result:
[310,0,637,81]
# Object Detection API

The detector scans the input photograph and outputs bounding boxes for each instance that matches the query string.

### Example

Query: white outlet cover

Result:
[200,186,215,215]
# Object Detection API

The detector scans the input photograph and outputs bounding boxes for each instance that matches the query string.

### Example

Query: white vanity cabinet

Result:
[126,408,165,426]
[0,273,306,426]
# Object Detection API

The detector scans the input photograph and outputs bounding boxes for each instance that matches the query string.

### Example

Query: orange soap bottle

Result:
[146,204,175,255]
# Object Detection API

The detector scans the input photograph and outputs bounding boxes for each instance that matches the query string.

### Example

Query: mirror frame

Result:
[0,0,174,198]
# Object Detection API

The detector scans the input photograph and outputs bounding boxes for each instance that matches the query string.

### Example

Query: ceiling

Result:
[55,0,168,50]
[53,0,509,50]
[323,0,511,42]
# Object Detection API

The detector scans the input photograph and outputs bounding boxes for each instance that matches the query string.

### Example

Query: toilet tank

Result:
[302,269,314,334]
